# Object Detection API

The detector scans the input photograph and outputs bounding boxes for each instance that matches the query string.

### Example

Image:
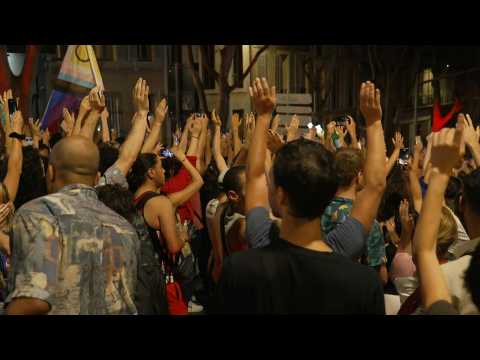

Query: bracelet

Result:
[9,132,25,140]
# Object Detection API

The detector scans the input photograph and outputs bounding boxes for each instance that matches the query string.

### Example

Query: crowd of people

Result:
[0,75,479,315]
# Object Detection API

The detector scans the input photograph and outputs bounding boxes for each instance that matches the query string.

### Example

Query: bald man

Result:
[5,136,140,315]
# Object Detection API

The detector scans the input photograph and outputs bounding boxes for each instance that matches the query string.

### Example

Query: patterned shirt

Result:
[97,164,129,190]
[6,184,139,315]
[321,197,386,267]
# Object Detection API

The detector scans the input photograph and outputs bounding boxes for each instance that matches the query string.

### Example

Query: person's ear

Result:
[95,172,101,185]
[47,164,55,183]
[147,167,156,180]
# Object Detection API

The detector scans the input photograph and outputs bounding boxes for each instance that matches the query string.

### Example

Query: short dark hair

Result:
[96,184,137,224]
[223,166,246,195]
[127,153,158,193]
[462,168,480,215]
[334,148,364,187]
[98,143,120,175]
[273,138,338,219]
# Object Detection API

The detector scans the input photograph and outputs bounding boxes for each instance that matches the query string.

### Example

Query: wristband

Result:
[9,132,25,140]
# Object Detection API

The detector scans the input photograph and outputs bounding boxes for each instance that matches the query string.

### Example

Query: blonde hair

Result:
[436,207,458,259]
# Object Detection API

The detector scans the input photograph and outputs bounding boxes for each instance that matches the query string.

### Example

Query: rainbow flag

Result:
[41,45,104,132]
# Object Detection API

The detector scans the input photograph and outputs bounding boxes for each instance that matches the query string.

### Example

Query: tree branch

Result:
[199,45,220,82]
[239,45,269,84]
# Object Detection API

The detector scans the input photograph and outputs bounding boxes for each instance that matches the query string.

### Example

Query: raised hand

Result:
[399,199,414,236]
[270,114,280,133]
[345,116,356,136]
[430,126,464,176]
[132,78,149,113]
[154,98,168,124]
[89,86,106,112]
[101,107,109,121]
[249,77,276,116]
[459,113,479,147]
[62,108,75,134]
[360,81,382,125]
[211,109,222,127]
[0,89,13,115]
[11,111,24,134]
[392,131,404,150]
[266,129,285,153]
[231,113,240,129]
[285,114,300,142]
[79,93,92,114]
[29,117,42,138]
[335,125,347,142]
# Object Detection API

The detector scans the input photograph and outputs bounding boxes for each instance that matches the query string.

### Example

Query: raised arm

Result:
[345,116,359,149]
[101,108,111,143]
[61,109,75,137]
[351,82,387,234]
[414,126,463,310]
[211,109,229,174]
[79,86,105,140]
[0,90,13,152]
[409,140,424,213]
[398,199,414,254]
[166,146,204,209]
[3,111,24,202]
[462,114,480,168]
[29,118,42,149]
[231,113,242,157]
[196,114,209,174]
[386,131,404,176]
[204,128,212,169]
[285,115,300,143]
[179,115,193,153]
[245,77,276,212]
[114,78,149,176]
[142,98,167,153]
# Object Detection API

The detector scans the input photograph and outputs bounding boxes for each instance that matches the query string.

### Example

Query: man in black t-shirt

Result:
[215,78,386,314]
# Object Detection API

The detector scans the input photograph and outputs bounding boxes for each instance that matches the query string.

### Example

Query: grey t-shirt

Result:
[96,164,129,190]
[246,207,366,260]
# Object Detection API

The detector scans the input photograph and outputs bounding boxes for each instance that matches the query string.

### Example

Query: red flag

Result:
[432,97,462,132]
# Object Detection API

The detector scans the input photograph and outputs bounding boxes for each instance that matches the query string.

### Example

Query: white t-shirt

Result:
[446,207,471,259]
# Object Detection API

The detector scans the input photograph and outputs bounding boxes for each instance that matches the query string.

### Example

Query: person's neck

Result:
[335,185,357,201]
[136,181,158,197]
[279,213,332,252]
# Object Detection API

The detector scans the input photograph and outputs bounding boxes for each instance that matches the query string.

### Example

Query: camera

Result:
[398,148,410,166]
[160,148,174,158]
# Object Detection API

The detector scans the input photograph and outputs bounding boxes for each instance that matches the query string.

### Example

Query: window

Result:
[233,45,243,88]
[137,45,153,62]
[94,45,114,61]
[419,68,434,106]
[202,45,216,90]
[439,77,454,104]
[104,92,122,135]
